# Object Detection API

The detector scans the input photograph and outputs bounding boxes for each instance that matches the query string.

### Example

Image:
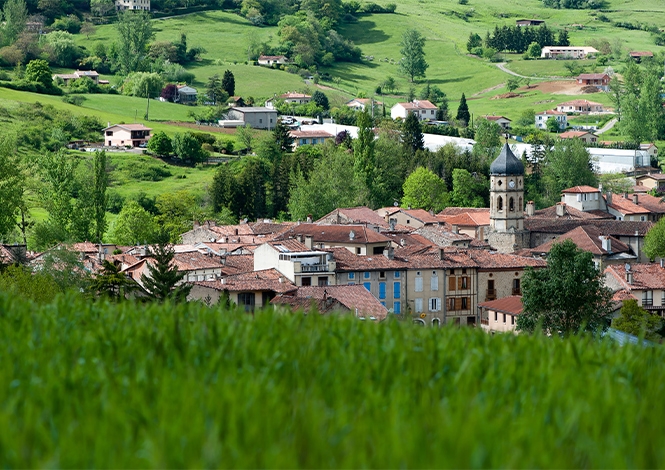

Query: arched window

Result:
[432,318,441,327]
[413,319,426,326]
[497,196,503,211]
[519,197,523,211]
[509,197,515,212]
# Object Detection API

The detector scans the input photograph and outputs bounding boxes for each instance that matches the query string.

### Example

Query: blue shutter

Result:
[363,282,371,292]
[394,301,401,314]
[393,281,401,299]
[379,282,386,299]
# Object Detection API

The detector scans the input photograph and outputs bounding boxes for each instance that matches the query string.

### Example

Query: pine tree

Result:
[89,259,136,300]
[140,243,191,302]
[401,112,424,155]
[273,119,294,152]
[456,93,470,126]
[222,69,235,97]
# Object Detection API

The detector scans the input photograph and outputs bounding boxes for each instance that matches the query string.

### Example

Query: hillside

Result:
[2,293,665,467]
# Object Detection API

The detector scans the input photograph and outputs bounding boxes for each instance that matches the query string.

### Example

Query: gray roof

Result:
[490,143,524,176]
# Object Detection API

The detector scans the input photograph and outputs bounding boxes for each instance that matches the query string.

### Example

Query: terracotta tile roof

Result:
[401,208,440,224]
[276,285,389,320]
[559,131,597,139]
[271,295,348,315]
[633,185,649,193]
[103,124,151,131]
[397,100,437,110]
[267,239,314,253]
[384,232,437,249]
[438,211,490,226]
[637,173,665,181]
[612,289,637,302]
[406,247,478,269]
[558,99,603,107]
[316,206,388,227]
[328,247,409,271]
[633,193,665,214]
[562,185,601,193]
[536,110,565,116]
[478,295,523,315]
[376,207,401,217]
[630,51,653,57]
[248,222,294,235]
[605,263,665,291]
[289,130,334,139]
[275,224,391,245]
[524,219,653,237]
[485,115,511,121]
[530,225,630,256]
[413,226,473,247]
[607,194,650,215]
[194,268,297,293]
[469,251,547,269]
[438,207,491,216]
[221,254,254,275]
[531,203,612,220]
[172,251,226,271]
[280,92,311,99]
[577,73,610,80]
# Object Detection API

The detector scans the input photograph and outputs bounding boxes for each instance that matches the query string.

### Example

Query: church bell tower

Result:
[487,143,530,253]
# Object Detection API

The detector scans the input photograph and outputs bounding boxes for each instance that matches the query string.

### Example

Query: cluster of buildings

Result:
[7,144,665,334]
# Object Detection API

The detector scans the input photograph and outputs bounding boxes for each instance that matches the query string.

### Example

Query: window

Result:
[394,301,401,314]
[394,271,401,278]
[460,277,468,289]
[511,316,515,325]
[259,119,263,123]
[415,298,423,313]
[238,292,255,312]
[301,277,311,286]
[364,272,370,279]
[356,247,362,254]
[379,271,386,279]
[512,278,521,295]
[429,298,441,312]
[497,196,503,211]
[348,272,355,280]
[503,314,507,324]
[415,276,423,292]
[509,197,515,212]
[394,282,401,299]
[363,282,371,292]
[373,247,384,255]
[494,311,498,322]
[643,290,653,306]
[379,282,386,299]
[448,298,456,311]
[462,297,468,310]
[318,277,328,286]
[431,274,439,291]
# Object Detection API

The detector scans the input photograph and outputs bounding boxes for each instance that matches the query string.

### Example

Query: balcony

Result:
[301,264,328,273]
[643,299,653,306]
[486,289,496,301]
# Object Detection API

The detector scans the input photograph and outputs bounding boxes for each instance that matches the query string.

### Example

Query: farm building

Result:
[541,46,598,59]
[576,73,610,91]
[556,100,604,114]
[226,107,277,130]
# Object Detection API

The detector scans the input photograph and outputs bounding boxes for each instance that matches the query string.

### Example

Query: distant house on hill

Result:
[576,73,610,91]
[516,19,545,26]
[115,0,150,10]
[556,100,604,114]
[390,100,438,121]
[257,55,290,66]
[103,123,151,147]
[53,70,100,86]
[541,46,598,59]
[265,92,312,109]
[226,107,277,130]
[346,98,383,112]
[535,110,567,130]
[484,115,511,129]
[559,130,598,144]
[289,129,334,148]
[175,85,197,104]
[630,51,653,63]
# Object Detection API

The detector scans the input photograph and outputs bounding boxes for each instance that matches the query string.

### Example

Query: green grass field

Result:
[1,293,665,467]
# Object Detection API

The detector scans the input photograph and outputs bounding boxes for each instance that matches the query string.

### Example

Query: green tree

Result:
[210,163,237,214]
[644,216,665,260]
[545,116,561,133]
[147,131,173,156]
[91,0,114,16]
[88,259,136,301]
[456,93,470,126]
[155,190,198,242]
[401,112,424,155]
[0,264,60,304]
[312,90,329,110]
[557,29,570,46]
[273,119,294,152]
[473,118,502,160]
[25,59,52,87]
[42,31,82,67]
[205,74,226,105]
[0,133,24,242]
[353,110,376,200]
[516,108,536,127]
[450,168,487,207]
[122,72,164,98]
[140,243,192,302]
[506,76,521,92]
[398,29,428,82]
[517,239,613,336]
[541,138,597,207]
[383,76,396,94]
[524,42,542,59]
[221,69,235,96]
[115,10,154,73]
[236,124,256,152]
[171,132,208,163]
[612,299,662,341]
[92,151,108,243]
[2,0,28,45]
[108,200,159,246]
[401,167,447,211]
[467,32,482,53]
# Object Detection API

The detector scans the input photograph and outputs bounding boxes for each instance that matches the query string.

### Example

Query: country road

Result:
[595,118,618,135]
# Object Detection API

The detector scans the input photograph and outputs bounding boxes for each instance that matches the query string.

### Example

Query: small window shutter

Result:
[431,275,438,291]
[455,298,461,310]
[449,277,456,291]
[415,298,423,313]
[457,277,463,290]
[415,277,423,292]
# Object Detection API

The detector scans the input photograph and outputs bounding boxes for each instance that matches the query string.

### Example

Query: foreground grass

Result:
[1,293,665,468]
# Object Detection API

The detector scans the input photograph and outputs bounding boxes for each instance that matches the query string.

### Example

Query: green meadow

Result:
[1,293,665,468]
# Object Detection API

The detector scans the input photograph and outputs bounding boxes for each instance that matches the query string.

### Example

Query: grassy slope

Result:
[2,295,665,468]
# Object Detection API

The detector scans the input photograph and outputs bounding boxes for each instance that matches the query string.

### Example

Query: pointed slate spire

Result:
[490,143,524,176]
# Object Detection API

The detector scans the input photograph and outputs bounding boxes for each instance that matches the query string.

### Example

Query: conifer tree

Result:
[140,243,191,302]
[222,69,235,97]
[456,93,470,126]
[273,119,294,152]
[401,112,424,154]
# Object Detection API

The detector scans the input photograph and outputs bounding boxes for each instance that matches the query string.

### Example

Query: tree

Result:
[140,243,192,302]
[210,163,237,213]
[91,151,108,243]
[557,29,570,47]
[122,72,164,98]
[115,10,154,73]
[401,112,424,155]
[273,119,294,152]
[222,69,235,96]
[25,59,51,87]
[42,31,82,67]
[524,42,541,59]
[401,167,447,212]
[506,77,521,92]
[353,110,376,201]
[541,138,597,207]
[0,134,24,242]
[91,0,114,16]
[612,299,662,341]
[205,74,226,105]
[88,259,136,300]
[545,116,560,133]
[467,32,482,53]
[154,191,198,242]
[473,118,502,160]
[456,93,470,126]
[517,239,613,336]
[383,76,396,94]
[160,84,177,102]
[450,169,487,207]
[398,29,428,82]
[108,200,159,246]
[312,90,329,110]
[2,0,28,45]
[236,124,256,152]
[171,132,207,163]
[148,131,173,156]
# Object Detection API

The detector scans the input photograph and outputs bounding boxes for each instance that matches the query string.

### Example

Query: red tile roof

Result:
[328,247,409,271]
[531,203,613,220]
[316,206,388,227]
[559,131,597,139]
[525,219,653,237]
[290,130,334,139]
[633,193,665,214]
[630,51,653,57]
[280,92,311,99]
[277,285,388,320]
[561,185,601,193]
[103,124,152,131]
[530,225,630,256]
[397,100,437,110]
[172,251,226,271]
[438,207,492,216]
[637,173,665,181]
[605,263,665,291]
[485,115,511,121]
[401,208,440,224]
[275,224,391,244]
[536,110,565,116]
[577,73,610,80]
[221,254,254,275]
[478,295,523,315]
[558,99,603,107]
[612,289,637,302]
[607,194,650,215]
[438,211,490,226]
[194,268,297,293]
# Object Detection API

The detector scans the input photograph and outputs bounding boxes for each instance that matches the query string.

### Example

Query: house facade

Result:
[103,123,151,147]
[53,70,100,85]
[257,55,290,66]
[479,296,523,333]
[227,107,277,130]
[535,110,567,130]
[576,73,610,91]
[605,263,665,317]
[115,0,149,10]
[390,100,438,121]
[556,100,604,114]
[289,130,334,148]
[253,240,337,287]
[559,131,598,144]
[485,115,511,129]
[176,85,197,104]
[541,46,598,59]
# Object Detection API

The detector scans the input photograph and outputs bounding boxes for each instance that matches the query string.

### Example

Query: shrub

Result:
[62,94,86,106]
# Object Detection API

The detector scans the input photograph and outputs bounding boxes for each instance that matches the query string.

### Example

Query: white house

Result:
[115,0,149,10]
[390,100,438,121]
[541,46,598,59]
[103,123,151,147]
[556,100,604,114]
[535,110,567,130]
[485,115,511,129]
[53,70,100,85]
[289,130,334,148]
[257,55,290,66]
[226,107,278,130]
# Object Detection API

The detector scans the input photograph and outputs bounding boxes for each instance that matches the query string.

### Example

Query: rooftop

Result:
[561,185,601,193]
[490,143,524,176]
[530,225,631,257]
[272,285,388,320]
[478,295,524,315]
[606,263,665,291]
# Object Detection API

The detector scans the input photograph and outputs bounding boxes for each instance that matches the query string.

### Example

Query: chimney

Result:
[389,218,396,231]
[660,258,664,268]
[606,192,612,206]
[626,272,633,284]
[555,202,565,217]
[600,235,611,253]
[306,214,313,223]
[304,235,313,249]
[383,246,394,260]
[623,192,629,200]
[452,224,459,234]
[526,201,535,217]
[633,193,639,204]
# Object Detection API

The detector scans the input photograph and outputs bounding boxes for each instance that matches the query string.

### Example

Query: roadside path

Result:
[595,118,618,135]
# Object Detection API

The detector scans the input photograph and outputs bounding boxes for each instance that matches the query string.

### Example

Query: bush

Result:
[51,15,82,34]
[0,79,63,95]
[62,94,86,106]
[471,46,483,56]
[128,163,173,181]
[69,77,100,94]
[107,191,125,214]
